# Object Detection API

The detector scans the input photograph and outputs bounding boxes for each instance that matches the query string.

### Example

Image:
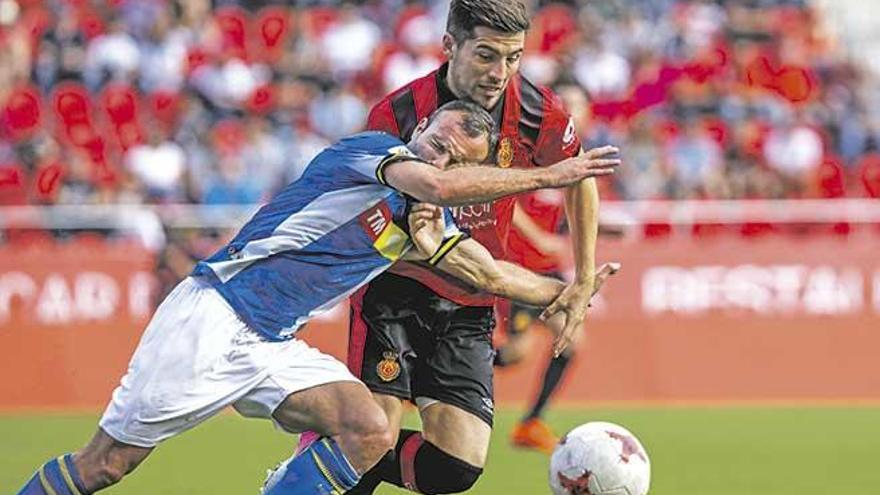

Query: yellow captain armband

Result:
[427,233,465,266]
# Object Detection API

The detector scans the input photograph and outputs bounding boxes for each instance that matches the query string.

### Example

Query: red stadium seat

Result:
[214,6,249,61]
[52,83,92,127]
[100,84,139,126]
[0,162,27,205]
[146,91,182,132]
[254,6,292,64]
[3,84,42,141]
[858,154,880,198]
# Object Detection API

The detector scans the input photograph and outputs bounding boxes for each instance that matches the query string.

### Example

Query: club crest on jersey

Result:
[497,137,514,168]
[377,351,401,382]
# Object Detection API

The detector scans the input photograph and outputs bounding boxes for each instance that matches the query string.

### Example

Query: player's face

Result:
[410,111,490,169]
[444,27,525,109]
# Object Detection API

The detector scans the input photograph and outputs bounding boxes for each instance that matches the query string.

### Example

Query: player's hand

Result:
[408,203,444,259]
[542,262,621,357]
[544,146,620,187]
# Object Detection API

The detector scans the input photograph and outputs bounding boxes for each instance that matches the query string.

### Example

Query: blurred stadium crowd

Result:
[1,0,879,214]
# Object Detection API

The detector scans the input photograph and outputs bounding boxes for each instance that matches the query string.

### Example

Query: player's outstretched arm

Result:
[382,146,620,206]
[434,237,618,307]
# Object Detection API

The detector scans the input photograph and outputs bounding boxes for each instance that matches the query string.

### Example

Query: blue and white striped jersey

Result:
[192,132,462,341]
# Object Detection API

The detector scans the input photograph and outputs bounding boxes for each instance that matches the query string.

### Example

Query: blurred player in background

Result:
[497,194,619,453]
[301,1,610,493]
[15,102,618,495]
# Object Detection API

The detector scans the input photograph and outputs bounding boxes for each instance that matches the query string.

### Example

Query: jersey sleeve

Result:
[533,90,583,166]
[339,133,428,189]
[366,98,401,136]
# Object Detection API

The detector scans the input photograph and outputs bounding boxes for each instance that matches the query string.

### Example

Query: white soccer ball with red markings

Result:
[549,421,651,495]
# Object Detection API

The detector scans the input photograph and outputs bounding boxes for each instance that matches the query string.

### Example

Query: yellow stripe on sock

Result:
[320,438,358,476]
[310,450,344,495]
[38,466,59,495]
[56,456,83,495]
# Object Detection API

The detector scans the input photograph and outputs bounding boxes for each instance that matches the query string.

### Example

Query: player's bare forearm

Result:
[564,177,599,284]
[435,239,564,305]
[382,147,618,206]
[493,260,566,305]
[429,165,556,206]
[542,175,600,356]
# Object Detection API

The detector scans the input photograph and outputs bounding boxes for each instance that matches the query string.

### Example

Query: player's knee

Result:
[417,443,483,494]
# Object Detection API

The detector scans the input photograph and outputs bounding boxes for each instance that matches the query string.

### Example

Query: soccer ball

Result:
[549,421,651,495]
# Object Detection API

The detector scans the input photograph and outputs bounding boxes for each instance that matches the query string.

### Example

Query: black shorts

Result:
[348,273,496,426]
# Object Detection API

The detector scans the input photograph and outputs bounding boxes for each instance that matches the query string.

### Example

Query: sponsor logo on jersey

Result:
[377,351,401,382]
[358,202,408,261]
[359,202,391,241]
[450,202,497,231]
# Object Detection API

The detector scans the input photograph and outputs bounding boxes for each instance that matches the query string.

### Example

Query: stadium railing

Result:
[2,199,879,244]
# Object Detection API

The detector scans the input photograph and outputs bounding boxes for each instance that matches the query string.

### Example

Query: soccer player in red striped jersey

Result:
[318,1,612,493]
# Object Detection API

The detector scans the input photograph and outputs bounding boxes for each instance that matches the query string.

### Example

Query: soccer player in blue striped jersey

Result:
[15,100,618,495]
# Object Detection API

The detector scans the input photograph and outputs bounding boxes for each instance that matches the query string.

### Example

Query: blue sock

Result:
[263,437,360,495]
[18,454,89,495]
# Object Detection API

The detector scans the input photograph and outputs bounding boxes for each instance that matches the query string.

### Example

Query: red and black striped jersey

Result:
[506,189,568,274]
[367,63,582,306]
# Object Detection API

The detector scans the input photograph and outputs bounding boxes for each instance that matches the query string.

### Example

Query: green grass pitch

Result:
[2,406,879,494]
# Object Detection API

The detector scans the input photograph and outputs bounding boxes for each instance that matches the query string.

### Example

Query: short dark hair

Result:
[446,0,530,43]
[428,100,499,159]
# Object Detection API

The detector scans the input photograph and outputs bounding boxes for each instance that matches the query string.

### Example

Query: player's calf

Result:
[17,454,88,495]
[16,430,151,494]
[271,382,394,474]
[332,399,395,472]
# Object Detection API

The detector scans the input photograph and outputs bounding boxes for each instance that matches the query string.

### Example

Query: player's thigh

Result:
[349,274,431,399]
[271,381,387,436]
[413,305,496,427]
[231,338,370,434]
[419,401,491,467]
[99,277,264,448]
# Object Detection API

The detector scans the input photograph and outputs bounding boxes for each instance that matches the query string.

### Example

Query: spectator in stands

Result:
[763,111,824,196]
[382,14,442,93]
[124,124,186,202]
[84,15,140,89]
[0,0,878,245]
[665,117,725,198]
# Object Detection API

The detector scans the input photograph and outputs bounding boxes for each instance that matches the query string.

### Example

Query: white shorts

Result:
[99,276,358,448]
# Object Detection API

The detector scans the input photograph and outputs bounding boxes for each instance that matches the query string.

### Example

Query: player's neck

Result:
[444,70,466,101]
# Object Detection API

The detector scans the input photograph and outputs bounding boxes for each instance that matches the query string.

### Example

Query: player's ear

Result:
[442,33,456,59]
[413,117,429,137]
